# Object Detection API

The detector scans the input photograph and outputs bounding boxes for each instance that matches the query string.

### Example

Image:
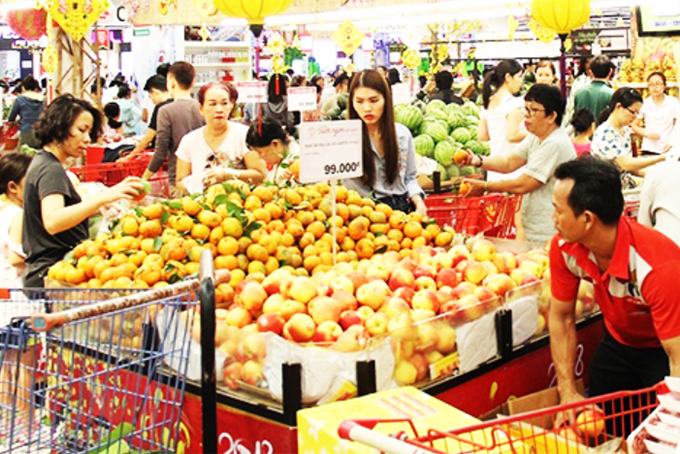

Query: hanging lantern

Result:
[528,19,557,44]
[212,0,294,37]
[531,0,590,35]
[42,45,58,74]
[7,8,47,41]
[47,0,109,42]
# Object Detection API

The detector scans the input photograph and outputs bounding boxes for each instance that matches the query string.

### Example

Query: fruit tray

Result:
[425,193,522,238]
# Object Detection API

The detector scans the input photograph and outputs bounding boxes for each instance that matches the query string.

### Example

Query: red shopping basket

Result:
[624,200,640,219]
[148,170,169,197]
[425,193,522,238]
[70,155,150,186]
[339,383,667,454]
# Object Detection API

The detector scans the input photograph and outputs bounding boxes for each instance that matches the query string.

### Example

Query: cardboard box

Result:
[298,386,525,454]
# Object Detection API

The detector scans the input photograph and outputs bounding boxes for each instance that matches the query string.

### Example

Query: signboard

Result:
[391,83,411,105]
[299,120,363,183]
[287,87,317,112]
[236,81,267,103]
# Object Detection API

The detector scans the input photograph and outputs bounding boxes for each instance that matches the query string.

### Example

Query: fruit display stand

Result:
[44,182,606,453]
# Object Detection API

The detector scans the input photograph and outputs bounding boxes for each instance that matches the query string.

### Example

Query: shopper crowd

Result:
[2,51,680,409]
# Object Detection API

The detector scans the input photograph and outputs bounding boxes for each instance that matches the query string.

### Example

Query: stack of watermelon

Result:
[396,99,490,181]
[326,94,349,120]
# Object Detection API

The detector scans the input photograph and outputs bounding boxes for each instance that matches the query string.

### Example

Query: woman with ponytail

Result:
[478,59,528,182]
[592,87,665,183]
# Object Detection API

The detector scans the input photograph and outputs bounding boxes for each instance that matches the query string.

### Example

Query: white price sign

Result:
[287,87,317,112]
[391,83,411,105]
[236,81,267,103]
[299,120,363,183]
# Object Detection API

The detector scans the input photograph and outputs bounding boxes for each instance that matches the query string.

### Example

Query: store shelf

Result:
[184,41,250,48]
[192,62,250,68]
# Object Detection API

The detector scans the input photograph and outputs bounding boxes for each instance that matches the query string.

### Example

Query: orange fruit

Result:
[65,267,86,285]
[403,221,423,239]
[306,221,326,239]
[289,160,300,179]
[217,237,239,256]
[191,223,211,241]
[459,181,471,196]
[93,259,112,280]
[454,149,469,165]
[246,244,269,262]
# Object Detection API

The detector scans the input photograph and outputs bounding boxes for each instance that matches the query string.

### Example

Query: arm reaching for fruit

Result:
[549,297,587,416]
[661,336,680,377]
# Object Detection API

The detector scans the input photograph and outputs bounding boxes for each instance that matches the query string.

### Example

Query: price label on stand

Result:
[391,83,411,105]
[299,120,363,183]
[287,87,317,111]
[236,81,267,103]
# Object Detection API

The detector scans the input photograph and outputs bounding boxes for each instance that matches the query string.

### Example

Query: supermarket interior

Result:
[2,0,680,453]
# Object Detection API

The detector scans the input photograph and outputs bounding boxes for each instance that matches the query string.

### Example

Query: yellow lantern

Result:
[531,0,590,35]
[212,0,294,37]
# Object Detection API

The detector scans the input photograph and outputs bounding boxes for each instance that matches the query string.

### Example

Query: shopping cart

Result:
[0,266,221,453]
[339,384,666,453]
[425,193,522,238]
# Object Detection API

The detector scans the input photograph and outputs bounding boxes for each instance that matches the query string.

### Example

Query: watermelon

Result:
[414,134,435,158]
[466,115,479,126]
[397,105,424,132]
[327,107,342,119]
[424,109,449,123]
[446,164,461,178]
[461,102,480,118]
[466,140,486,156]
[394,104,408,116]
[434,140,458,166]
[451,127,472,145]
[445,103,462,116]
[422,121,449,143]
[481,141,491,156]
[337,93,349,110]
[447,112,467,130]
[467,125,478,138]
[426,99,447,113]
[459,166,478,177]
[435,163,448,181]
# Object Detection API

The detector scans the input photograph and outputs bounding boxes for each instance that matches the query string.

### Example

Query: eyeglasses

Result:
[523,106,546,116]
[625,107,641,116]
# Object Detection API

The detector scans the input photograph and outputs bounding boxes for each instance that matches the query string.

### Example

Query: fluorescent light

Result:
[0,0,38,11]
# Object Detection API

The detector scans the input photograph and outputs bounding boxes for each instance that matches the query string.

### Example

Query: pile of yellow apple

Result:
[205,238,569,391]
[47,182,454,291]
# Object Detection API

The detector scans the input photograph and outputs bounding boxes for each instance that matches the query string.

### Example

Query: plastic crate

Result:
[148,170,170,197]
[70,155,150,186]
[425,193,522,238]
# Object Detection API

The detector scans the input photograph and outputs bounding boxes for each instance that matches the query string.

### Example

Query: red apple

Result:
[411,289,440,313]
[339,309,363,330]
[451,281,477,299]
[262,294,285,314]
[415,276,437,291]
[331,290,358,312]
[485,273,516,297]
[436,268,459,289]
[280,299,307,321]
[239,281,267,312]
[471,238,496,262]
[393,287,415,304]
[308,296,343,325]
[289,276,318,304]
[395,257,417,273]
[364,312,390,336]
[225,307,252,328]
[356,279,390,311]
[236,333,266,362]
[312,320,344,343]
[222,362,243,390]
[408,352,430,381]
[414,323,439,353]
[262,269,293,296]
[239,359,264,386]
[464,261,487,284]
[331,325,369,352]
[388,268,416,292]
[283,313,316,343]
[256,312,285,335]
[414,264,436,280]
[329,275,354,295]
[346,272,370,291]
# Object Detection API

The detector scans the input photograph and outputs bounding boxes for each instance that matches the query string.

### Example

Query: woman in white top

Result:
[478,59,528,182]
[175,82,267,194]
[634,72,680,155]
[0,152,31,290]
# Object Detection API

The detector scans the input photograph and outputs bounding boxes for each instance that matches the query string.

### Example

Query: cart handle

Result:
[29,269,230,332]
[339,420,434,454]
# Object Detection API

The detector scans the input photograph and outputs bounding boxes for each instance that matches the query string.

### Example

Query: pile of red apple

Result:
[196,238,588,392]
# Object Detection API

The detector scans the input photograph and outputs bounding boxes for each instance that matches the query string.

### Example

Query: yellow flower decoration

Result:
[402,49,420,70]
[42,45,58,74]
[332,20,365,57]
[436,45,449,62]
[271,55,287,75]
[267,33,286,55]
[48,0,109,42]
[508,14,519,40]
[529,19,556,44]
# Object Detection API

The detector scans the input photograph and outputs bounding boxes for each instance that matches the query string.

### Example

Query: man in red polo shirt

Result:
[549,158,680,406]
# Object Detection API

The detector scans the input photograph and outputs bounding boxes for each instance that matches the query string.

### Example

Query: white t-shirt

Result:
[175,122,249,193]
[0,203,22,289]
[640,95,680,153]
[481,94,525,182]
[639,161,680,247]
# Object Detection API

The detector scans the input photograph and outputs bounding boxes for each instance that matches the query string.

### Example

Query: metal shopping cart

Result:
[0,254,224,453]
[339,384,666,453]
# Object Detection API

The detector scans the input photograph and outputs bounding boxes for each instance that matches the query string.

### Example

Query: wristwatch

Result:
[476,155,484,167]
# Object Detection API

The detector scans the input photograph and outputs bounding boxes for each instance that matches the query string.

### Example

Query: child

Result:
[571,108,595,157]
[0,152,31,289]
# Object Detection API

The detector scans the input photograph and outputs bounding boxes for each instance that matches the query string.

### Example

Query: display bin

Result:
[425,193,522,238]
[339,383,665,453]
[70,157,149,186]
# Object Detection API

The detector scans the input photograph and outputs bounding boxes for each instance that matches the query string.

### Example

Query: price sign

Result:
[299,120,363,183]
[287,87,317,112]
[391,83,411,105]
[236,81,267,103]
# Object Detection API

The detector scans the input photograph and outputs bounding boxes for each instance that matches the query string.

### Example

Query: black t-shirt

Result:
[23,151,88,287]
[148,99,173,149]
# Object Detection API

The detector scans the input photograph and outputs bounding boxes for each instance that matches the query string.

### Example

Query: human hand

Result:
[415,200,428,216]
[554,390,588,428]
[663,144,673,153]
[104,176,144,204]
[203,168,236,187]
[648,133,661,141]
[453,149,481,167]
[459,179,486,197]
